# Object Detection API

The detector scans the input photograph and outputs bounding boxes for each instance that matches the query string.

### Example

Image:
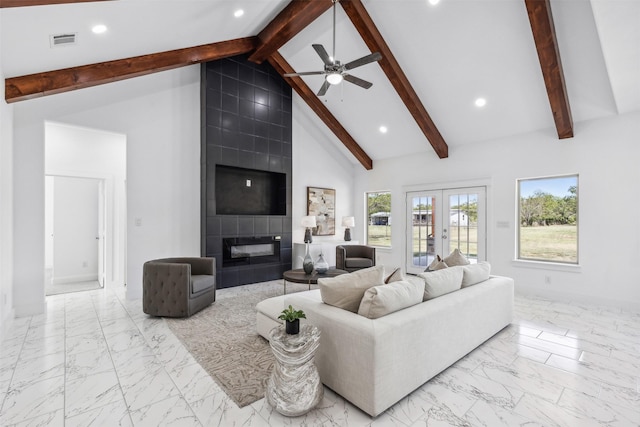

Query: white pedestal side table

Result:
[265,324,323,416]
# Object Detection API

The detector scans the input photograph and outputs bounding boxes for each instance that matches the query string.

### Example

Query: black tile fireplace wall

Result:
[201,55,293,288]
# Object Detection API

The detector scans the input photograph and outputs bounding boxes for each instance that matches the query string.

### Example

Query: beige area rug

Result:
[165,283,283,407]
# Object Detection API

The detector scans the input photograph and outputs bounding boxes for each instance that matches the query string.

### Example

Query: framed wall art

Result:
[307,187,335,236]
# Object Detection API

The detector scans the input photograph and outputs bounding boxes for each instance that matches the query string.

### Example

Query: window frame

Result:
[516,174,579,265]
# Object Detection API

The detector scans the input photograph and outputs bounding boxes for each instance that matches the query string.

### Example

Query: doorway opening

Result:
[44,121,127,296]
[45,176,105,295]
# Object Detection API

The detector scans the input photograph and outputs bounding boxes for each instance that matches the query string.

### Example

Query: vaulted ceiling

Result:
[2,0,638,169]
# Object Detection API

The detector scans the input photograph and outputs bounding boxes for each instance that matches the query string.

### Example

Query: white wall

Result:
[292,95,358,246]
[45,122,127,288]
[0,16,16,338]
[355,111,640,309]
[51,176,99,284]
[12,66,201,312]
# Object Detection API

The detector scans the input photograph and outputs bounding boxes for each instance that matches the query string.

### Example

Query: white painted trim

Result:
[515,284,633,311]
[14,301,46,317]
[511,259,582,273]
[51,274,99,285]
[0,308,15,342]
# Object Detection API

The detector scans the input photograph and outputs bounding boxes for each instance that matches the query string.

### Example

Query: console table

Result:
[266,324,323,416]
[282,268,348,294]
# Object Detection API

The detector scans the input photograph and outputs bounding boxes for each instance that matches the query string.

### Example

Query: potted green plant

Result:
[278,305,306,335]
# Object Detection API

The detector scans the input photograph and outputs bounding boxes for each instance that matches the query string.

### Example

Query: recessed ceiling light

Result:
[234,9,244,18]
[379,126,388,134]
[475,98,487,107]
[92,24,107,34]
[428,0,441,5]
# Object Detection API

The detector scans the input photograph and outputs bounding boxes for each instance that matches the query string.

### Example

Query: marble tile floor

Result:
[0,281,639,426]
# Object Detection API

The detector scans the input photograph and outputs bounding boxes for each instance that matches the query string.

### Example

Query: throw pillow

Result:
[417,266,464,300]
[425,255,444,271]
[461,262,491,287]
[384,267,405,283]
[429,260,448,271]
[358,280,424,319]
[443,248,470,267]
[319,265,385,313]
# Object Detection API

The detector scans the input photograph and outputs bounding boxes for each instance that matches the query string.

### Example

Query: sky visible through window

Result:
[520,176,577,198]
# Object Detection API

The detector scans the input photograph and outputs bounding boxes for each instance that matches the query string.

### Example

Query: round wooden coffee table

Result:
[282,268,348,294]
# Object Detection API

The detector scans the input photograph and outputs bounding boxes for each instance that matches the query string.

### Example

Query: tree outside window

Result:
[518,175,578,263]
[367,191,391,247]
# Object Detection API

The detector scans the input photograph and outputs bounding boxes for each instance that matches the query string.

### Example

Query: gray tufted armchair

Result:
[336,245,376,272]
[143,257,216,317]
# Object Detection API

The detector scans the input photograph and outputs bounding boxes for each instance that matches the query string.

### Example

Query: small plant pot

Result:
[285,319,300,335]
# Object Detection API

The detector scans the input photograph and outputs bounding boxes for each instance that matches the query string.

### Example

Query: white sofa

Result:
[256,272,514,417]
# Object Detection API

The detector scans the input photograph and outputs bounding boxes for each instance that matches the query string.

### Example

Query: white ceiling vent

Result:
[50,33,77,48]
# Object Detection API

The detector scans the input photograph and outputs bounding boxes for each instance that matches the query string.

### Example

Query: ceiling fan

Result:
[284,0,382,96]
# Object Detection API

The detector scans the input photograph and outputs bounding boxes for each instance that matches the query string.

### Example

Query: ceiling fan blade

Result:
[344,52,382,70]
[317,80,331,96]
[343,74,373,89]
[283,71,326,77]
[312,44,333,66]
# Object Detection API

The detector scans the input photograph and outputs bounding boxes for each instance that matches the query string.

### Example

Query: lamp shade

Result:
[341,216,355,228]
[301,216,317,228]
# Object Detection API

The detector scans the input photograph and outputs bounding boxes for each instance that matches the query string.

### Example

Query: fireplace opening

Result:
[223,236,281,267]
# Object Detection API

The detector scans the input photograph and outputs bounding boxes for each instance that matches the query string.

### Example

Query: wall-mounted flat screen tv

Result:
[215,165,286,216]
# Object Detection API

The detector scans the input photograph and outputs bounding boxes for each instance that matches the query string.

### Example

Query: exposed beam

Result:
[340,0,448,159]
[0,0,111,7]
[525,0,573,139]
[248,0,332,64]
[5,37,257,103]
[268,52,373,170]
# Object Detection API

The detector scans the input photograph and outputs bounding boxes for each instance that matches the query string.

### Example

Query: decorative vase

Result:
[285,319,300,335]
[303,244,314,274]
[314,253,328,274]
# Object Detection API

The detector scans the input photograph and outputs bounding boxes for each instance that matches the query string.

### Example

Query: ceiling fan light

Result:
[326,73,343,85]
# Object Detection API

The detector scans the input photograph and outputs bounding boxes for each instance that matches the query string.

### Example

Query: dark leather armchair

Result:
[143,257,216,317]
[336,245,376,272]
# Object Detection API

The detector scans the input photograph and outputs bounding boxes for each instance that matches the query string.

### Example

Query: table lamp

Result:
[301,216,316,243]
[342,216,355,241]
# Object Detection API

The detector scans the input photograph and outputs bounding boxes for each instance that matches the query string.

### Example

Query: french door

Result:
[406,187,486,274]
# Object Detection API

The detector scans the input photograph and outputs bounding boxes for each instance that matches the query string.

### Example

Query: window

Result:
[518,175,578,263]
[367,191,391,247]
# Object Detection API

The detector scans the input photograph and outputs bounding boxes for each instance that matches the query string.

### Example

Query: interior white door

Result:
[406,187,486,274]
[98,180,106,287]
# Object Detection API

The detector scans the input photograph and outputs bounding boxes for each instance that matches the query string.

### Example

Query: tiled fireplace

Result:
[201,55,293,288]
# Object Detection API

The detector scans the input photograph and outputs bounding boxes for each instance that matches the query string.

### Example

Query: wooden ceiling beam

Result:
[248,0,332,64]
[5,37,257,103]
[0,0,111,7]
[268,51,373,170]
[340,0,448,158]
[525,0,573,139]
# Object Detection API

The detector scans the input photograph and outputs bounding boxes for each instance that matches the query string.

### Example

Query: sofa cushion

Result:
[384,267,404,283]
[345,257,375,268]
[461,262,491,287]
[190,275,215,294]
[417,266,463,300]
[319,265,385,312]
[357,280,424,319]
[443,248,470,267]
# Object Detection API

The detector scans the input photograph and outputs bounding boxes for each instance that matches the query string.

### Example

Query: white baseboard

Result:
[14,301,45,317]
[1,307,16,342]
[51,274,98,285]
[515,284,636,311]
